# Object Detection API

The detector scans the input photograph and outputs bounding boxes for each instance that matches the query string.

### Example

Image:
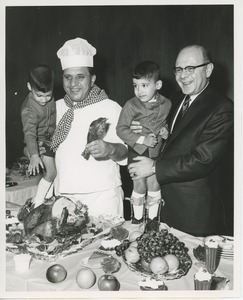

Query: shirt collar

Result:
[189,82,209,102]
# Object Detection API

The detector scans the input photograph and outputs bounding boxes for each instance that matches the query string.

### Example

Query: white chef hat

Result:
[57,37,96,70]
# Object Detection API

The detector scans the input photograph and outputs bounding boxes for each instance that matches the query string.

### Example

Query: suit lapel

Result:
[165,87,211,148]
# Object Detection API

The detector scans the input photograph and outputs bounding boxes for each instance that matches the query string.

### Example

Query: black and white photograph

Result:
[1,0,242,298]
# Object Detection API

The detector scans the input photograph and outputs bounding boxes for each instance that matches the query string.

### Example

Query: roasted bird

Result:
[81,117,109,160]
[17,196,89,243]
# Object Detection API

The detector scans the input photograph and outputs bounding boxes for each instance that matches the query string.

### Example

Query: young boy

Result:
[116,61,171,223]
[21,64,56,208]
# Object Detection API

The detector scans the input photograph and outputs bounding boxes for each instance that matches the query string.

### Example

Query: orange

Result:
[150,256,169,275]
[124,246,140,263]
[163,254,180,272]
[76,268,96,289]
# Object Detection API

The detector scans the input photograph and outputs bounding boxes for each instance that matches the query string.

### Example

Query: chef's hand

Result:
[128,156,155,180]
[86,140,112,159]
[86,140,127,161]
[130,120,143,134]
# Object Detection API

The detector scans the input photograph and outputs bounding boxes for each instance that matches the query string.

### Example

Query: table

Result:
[6,172,41,210]
[5,220,234,297]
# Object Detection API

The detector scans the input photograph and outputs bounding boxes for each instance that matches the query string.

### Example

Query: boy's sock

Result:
[33,178,52,207]
[45,182,54,199]
[131,191,146,220]
[147,190,161,219]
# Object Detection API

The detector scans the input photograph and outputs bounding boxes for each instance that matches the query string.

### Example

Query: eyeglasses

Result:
[173,62,210,76]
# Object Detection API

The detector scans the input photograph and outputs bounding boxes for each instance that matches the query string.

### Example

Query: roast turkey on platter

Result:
[6,196,125,261]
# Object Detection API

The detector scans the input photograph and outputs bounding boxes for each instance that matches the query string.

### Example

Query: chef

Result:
[51,37,127,217]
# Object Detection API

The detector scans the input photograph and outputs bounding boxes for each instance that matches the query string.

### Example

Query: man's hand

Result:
[143,133,158,147]
[130,120,142,134]
[128,156,155,180]
[159,125,169,139]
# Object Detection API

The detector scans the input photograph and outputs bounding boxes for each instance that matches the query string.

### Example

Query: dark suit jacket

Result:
[156,85,234,236]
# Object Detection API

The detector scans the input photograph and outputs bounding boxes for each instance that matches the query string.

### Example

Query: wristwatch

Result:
[152,161,156,175]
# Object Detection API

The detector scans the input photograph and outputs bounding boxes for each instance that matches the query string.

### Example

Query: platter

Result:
[6,198,125,262]
[119,227,192,280]
[6,223,112,262]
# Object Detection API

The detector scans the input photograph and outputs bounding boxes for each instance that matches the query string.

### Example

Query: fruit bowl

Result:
[118,228,192,280]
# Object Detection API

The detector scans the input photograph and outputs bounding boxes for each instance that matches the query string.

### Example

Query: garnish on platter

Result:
[81,250,112,268]
[138,277,168,290]
[6,196,124,261]
[99,238,121,252]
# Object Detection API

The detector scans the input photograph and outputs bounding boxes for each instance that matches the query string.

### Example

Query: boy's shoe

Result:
[131,216,144,224]
[130,195,145,224]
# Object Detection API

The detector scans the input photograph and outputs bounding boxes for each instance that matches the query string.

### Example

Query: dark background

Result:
[5,5,234,231]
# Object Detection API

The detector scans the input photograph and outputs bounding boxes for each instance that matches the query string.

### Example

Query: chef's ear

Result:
[156,80,162,90]
[91,74,96,87]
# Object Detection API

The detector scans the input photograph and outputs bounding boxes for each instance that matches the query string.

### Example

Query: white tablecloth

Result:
[6,172,41,209]
[5,221,234,296]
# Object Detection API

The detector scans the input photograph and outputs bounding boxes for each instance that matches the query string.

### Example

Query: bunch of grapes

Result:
[136,229,189,263]
[115,229,191,268]
[115,239,130,257]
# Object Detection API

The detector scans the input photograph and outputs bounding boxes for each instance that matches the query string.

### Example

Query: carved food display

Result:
[6,196,123,261]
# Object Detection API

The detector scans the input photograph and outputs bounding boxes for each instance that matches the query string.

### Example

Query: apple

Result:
[98,274,120,291]
[141,259,152,272]
[124,246,140,263]
[46,264,67,283]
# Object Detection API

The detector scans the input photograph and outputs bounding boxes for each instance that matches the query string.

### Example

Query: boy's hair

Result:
[133,61,161,82]
[29,64,54,93]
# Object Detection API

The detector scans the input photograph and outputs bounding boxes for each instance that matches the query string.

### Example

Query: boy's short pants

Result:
[43,145,55,158]
[127,146,149,165]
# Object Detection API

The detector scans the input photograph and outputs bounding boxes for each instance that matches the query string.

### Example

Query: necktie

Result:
[50,85,108,152]
[174,95,191,128]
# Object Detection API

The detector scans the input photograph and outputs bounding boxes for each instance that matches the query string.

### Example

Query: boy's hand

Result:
[23,141,46,160]
[159,125,169,139]
[28,154,44,175]
[143,133,158,147]
[38,141,47,156]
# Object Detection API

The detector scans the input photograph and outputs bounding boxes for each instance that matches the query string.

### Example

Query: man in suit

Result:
[128,45,233,237]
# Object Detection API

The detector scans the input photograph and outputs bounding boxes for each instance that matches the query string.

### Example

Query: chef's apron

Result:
[60,186,124,218]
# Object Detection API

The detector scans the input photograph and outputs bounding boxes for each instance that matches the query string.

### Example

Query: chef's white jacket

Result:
[54,98,127,196]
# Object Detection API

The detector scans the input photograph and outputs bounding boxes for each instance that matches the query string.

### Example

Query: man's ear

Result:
[91,75,96,87]
[206,63,214,78]
[156,80,163,90]
[27,82,31,91]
